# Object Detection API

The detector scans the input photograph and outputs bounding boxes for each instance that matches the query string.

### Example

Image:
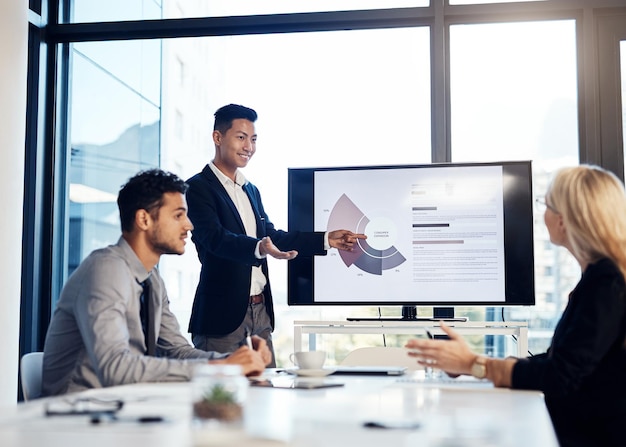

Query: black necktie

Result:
[139,278,156,356]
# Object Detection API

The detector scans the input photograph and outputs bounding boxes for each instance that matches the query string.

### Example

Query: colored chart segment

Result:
[327,194,406,275]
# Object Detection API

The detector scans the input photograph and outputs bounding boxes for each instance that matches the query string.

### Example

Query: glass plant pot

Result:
[192,364,248,423]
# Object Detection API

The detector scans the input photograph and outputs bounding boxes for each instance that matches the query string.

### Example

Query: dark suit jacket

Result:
[512,258,626,446]
[186,165,326,336]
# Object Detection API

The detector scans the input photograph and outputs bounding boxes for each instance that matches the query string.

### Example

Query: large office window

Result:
[62,16,578,363]
[66,27,432,365]
[27,1,626,366]
[450,20,579,352]
[450,21,578,165]
[68,40,160,274]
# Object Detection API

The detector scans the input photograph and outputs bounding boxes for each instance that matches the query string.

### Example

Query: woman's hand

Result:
[405,322,477,376]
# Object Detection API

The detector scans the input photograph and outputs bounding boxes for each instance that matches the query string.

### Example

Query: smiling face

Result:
[212,118,257,181]
[147,192,194,256]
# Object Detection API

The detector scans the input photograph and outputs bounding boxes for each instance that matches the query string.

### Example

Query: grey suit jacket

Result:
[42,237,225,396]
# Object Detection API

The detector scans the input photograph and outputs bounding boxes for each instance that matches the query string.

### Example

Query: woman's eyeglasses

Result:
[535,197,559,213]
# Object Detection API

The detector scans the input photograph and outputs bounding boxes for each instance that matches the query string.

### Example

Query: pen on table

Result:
[425,329,434,339]
[90,414,165,424]
[245,330,253,349]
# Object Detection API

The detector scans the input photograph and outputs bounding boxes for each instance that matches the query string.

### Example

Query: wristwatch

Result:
[470,355,488,379]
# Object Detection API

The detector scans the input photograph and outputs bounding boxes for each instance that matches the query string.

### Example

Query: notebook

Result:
[331,365,408,376]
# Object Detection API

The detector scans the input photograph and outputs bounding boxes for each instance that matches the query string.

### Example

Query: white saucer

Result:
[285,367,337,377]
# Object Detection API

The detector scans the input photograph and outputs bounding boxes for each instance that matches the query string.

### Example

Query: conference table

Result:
[0,369,558,446]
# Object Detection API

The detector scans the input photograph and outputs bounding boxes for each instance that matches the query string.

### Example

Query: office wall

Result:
[0,2,27,406]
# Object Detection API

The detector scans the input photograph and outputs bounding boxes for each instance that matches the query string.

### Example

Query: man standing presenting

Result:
[186,104,365,366]
[42,169,270,396]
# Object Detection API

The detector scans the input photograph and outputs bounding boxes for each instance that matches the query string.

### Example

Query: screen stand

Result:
[433,307,455,320]
[402,305,418,320]
[346,306,468,322]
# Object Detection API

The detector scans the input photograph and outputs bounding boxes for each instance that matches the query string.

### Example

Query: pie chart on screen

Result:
[327,194,406,275]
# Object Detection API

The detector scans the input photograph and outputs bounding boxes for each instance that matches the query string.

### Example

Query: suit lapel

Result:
[243,183,266,238]
[201,165,247,233]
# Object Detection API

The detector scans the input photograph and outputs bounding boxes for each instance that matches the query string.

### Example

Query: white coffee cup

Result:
[289,351,326,370]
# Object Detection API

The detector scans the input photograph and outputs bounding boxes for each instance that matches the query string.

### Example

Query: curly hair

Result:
[117,169,188,232]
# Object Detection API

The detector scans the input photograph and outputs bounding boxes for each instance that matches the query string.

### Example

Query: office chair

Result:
[340,346,422,371]
[20,351,44,400]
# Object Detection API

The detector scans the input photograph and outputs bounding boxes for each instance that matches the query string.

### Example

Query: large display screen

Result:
[287,161,535,307]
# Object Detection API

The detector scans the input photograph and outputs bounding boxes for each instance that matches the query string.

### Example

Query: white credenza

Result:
[294,320,529,358]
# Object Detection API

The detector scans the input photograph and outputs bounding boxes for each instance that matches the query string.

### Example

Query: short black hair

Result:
[214,104,257,133]
[117,169,188,232]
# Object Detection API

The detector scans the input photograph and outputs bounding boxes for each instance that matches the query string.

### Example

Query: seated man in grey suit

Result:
[42,169,271,396]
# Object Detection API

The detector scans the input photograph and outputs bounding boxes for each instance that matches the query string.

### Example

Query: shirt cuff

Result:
[255,240,266,259]
[324,232,330,250]
[204,351,230,360]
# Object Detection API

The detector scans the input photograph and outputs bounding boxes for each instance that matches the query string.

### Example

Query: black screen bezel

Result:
[287,161,535,306]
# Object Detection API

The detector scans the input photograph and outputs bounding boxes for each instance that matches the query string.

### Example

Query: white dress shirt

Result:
[209,162,267,295]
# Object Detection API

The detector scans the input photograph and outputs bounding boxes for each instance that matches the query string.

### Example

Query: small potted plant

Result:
[193,382,243,422]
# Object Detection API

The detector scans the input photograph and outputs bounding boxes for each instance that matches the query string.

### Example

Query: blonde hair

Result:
[546,165,626,280]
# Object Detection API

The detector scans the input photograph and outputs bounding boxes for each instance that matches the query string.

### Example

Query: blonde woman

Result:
[406,165,626,447]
